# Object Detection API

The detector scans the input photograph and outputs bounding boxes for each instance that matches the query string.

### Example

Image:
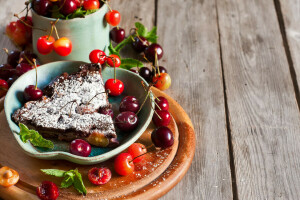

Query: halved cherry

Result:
[105,10,121,26]
[107,54,121,67]
[36,181,59,200]
[37,35,55,55]
[88,167,111,185]
[114,153,134,176]
[53,37,72,57]
[105,78,124,96]
[0,166,19,187]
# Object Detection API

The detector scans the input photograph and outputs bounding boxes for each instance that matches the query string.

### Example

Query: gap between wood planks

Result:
[215,1,239,200]
[273,0,300,112]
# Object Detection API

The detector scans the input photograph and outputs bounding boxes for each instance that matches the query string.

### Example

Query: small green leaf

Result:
[145,26,158,43]
[120,58,144,70]
[86,9,98,15]
[108,43,120,57]
[73,169,87,195]
[115,37,134,52]
[41,169,66,177]
[61,175,74,188]
[51,5,66,19]
[135,22,147,37]
[19,123,54,149]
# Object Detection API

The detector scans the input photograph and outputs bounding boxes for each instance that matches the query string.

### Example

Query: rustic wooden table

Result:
[1,0,300,199]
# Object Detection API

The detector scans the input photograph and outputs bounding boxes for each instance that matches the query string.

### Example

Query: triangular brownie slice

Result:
[12,64,118,147]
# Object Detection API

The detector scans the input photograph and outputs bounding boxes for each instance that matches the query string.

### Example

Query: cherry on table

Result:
[83,0,100,10]
[151,126,174,148]
[110,27,125,43]
[114,153,134,176]
[89,49,107,65]
[37,35,55,55]
[60,0,77,16]
[144,43,164,62]
[153,110,171,127]
[0,80,9,98]
[128,143,147,163]
[53,37,72,57]
[119,96,140,113]
[107,54,121,67]
[36,181,59,200]
[132,36,149,53]
[115,111,138,132]
[105,79,124,96]
[155,96,169,111]
[0,64,14,80]
[88,167,111,185]
[33,0,53,17]
[139,67,152,82]
[152,73,171,91]
[24,85,43,101]
[151,66,167,77]
[105,10,121,26]
[69,139,91,157]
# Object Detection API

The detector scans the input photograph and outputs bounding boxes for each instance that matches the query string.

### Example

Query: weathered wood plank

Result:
[157,0,233,199]
[217,0,300,199]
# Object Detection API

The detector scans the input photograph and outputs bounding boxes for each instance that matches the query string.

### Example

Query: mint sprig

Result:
[135,22,158,43]
[19,123,54,149]
[41,169,87,195]
[120,58,143,70]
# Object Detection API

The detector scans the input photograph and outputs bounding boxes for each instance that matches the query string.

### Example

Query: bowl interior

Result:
[4,61,154,164]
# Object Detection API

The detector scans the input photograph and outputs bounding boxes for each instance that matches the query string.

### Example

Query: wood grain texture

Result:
[217,0,300,199]
[157,0,233,199]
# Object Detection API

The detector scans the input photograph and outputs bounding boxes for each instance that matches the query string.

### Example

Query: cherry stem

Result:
[33,59,38,90]
[143,55,151,63]
[51,0,66,12]
[113,58,116,83]
[129,148,156,163]
[48,19,59,40]
[155,49,160,76]
[14,14,47,32]
[135,88,151,117]
[101,0,112,11]
[23,55,34,66]
[86,91,107,105]
[53,25,60,39]
[3,48,9,55]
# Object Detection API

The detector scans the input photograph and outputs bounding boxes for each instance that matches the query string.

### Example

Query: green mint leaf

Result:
[135,22,147,37]
[108,43,120,57]
[115,36,134,52]
[41,169,66,177]
[60,175,74,188]
[120,58,144,70]
[19,123,54,149]
[73,169,87,195]
[145,26,158,43]
[51,5,66,19]
[67,7,86,19]
[85,9,98,15]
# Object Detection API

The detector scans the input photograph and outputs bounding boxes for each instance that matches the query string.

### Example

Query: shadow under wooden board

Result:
[0,87,195,200]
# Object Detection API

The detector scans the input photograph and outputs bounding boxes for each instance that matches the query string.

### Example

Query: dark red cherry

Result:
[153,110,171,127]
[115,111,138,132]
[0,64,14,80]
[7,75,19,87]
[61,0,77,16]
[151,126,174,148]
[144,43,163,62]
[24,85,43,101]
[110,27,125,43]
[33,0,53,17]
[155,96,169,111]
[6,50,21,67]
[36,181,59,200]
[16,63,34,76]
[20,51,37,64]
[132,36,149,53]
[139,67,152,82]
[69,139,91,157]
[151,66,167,77]
[119,96,140,113]
[99,108,114,118]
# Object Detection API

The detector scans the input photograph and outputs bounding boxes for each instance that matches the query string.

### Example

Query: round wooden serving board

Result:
[0,88,196,200]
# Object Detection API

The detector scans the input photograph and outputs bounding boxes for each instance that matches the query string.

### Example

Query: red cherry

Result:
[151,126,174,148]
[105,10,121,26]
[19,16,33,44]
[105,79,124,96]
[69,139,91,157]
[0,80,9,98]
[114,153,134,176]
[36,181,59,200]
[24,85,43,101]
[110,27,125,43]
[6,21,27,46]
[74,0,82,7]
[153,110,171,127]
[152,73,171,91]
[107,54,121,67]
[83,0,100,10]
[89,49,107,64]
[15,63,34,76]
[60,0,77,15]
[37,36,55,55]
[128,143,147,163]
[155,96,169,111]
[88,167,111,185]
[53,37,72,57]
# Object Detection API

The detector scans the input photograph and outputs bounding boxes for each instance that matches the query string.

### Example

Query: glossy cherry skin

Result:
[132,36,149,53]
[110,27,125,43]
[61,0,77,15]
[128,143,147,163]
[114,153,134,176]
[139,67,152,82]
[6,50,21,67]
[0,79,9,98]
[89,49,107,65]
[53,37,72,57]
[99,108,114,118]
[15,63,34,76]
[37,36,55,55]
[6,21,27,47]
[33,0,53,17]
[20,51,37,64]
[36,181,59,200]
[105,79,124,96]
[69,139,91,157]
[24,85,43,101]
[88,167,111,185]
[0,64,14,80]
[155,96,169,111]
[119,96,140,113]
[153,110,171,127]
[151,126,174,148]
[152,73,171,91]
[144,43,164,62]
[74,0,82,7]
[105,10,121,26]
[83,0,100,10]
[151,66,167,77]
[115,111,138,132]
[107,54,121,67]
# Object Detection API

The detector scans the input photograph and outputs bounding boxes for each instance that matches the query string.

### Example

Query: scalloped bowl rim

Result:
[4,61,154,165]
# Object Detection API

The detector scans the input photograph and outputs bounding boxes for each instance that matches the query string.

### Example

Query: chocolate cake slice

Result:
[12,64,118,147]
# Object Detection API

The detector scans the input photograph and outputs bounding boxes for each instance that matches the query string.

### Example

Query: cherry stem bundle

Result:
[48,19,59,40]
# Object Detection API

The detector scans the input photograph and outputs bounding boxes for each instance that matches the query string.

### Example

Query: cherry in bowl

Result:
[119,96,140,113]
[69,139,91,157]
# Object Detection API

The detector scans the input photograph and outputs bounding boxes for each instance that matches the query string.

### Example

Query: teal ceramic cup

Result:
[32,5,110,64]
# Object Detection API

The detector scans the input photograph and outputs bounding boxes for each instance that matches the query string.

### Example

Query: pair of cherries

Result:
[37,35,72,57]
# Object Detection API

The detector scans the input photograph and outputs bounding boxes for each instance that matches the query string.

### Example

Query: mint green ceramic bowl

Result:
[32,5,110,64]
[4,61,154,165]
